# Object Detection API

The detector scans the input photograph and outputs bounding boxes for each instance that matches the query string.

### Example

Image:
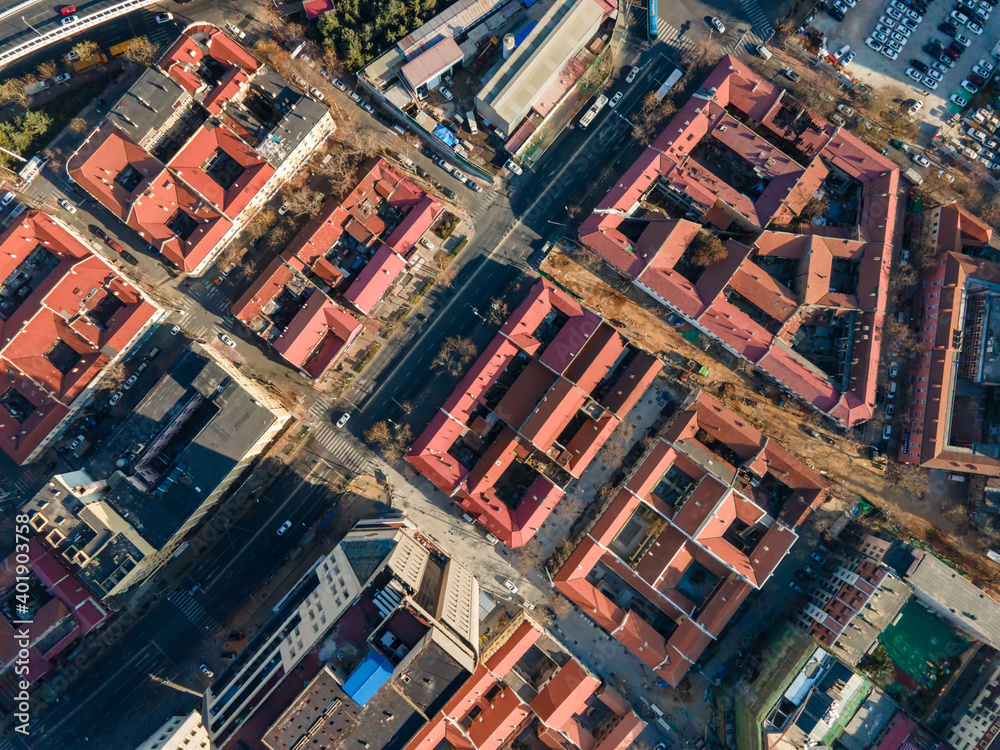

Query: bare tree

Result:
[364,421,393,447]
[262,221,293,252]
[364,421,413,462]
[600,422,635,468]
[689,231,728,266]
[68,117,89,133]
[880,316,920,366]
[883,462,927,497]
[281,185,324,216]
[888,263,918,293]
[432,336,477,376]
[978,195,1000,229]
[72,40,100,61]
[0,76,35,106]
[243,209,277,244]
[36,61,57,80]
[510,546,542,577]
[124,36,160,67]
[99,360,128,391]
[488,297,509,325]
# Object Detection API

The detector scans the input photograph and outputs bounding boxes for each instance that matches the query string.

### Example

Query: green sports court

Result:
[878,599,969,684]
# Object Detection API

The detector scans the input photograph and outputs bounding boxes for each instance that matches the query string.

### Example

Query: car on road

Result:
[276,520,292,535]
[503,579,518,594]
[951,93,969,107]
[61,5,76,14]
[156,12,173,22]
[332,78,348,91]
[171,325,181,336]
[336,413,351,428]
[439,85,454,101]
[468,181,482,193]
[908,100,923,116]
[109,391,122,406]
[57,197,76,214]
[124,374,138,390]
[54,72,71,84]
[626,66,639,83]
[199,664,214,678]
[781,68,800,82]
[505,159,523,175]
[61,14,78,24]
[911,153,930,167]
[710,16,726,33]
[1,191,14,207]
[810,551,827,565]
[609,91,623,108]
[220,333,237,349]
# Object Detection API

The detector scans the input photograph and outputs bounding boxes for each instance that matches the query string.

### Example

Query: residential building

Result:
[555,389,828,687]
[21,346,291,597]
[0,210,161,465]
[838,690,898,750]
[407,278,663,547]
[579,55,898,427]
[204,516,480,748]
[794,553,909,665]
[231,157,441,377]
[944,651,1000,750]
[871,714,944,750]
[135,711,210,750]
[68,24,334,276]
[402,611,645,750]
[0,538,108,688]
[899,205,1000,473]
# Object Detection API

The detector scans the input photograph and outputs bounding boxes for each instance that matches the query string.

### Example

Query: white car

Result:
[66,50,80,61]
[124,374,138,390]
[926,68,943,81]
[220,334,237,348]
[968,20,984,34]
[843,51,855,65]
[922,77,939,90]
[626,66,639,83]
[505,159,523,175]
[170,325,181,335]
[57,197,76,214]
[54,73,71,84]
[156,12,173,23]
[904,7,921,21]
[882,47,899,61]
[336,413,351,428]
[837,103,854,116]
[951,93,969,108]
[310,87,326,102]
[277,520,292,535]
[908,100,923,116]
[834,44,851,60]
[109,391,123,406]
[973,64,993,79]
[502,579,518,594]
[911,153,930,167]
[710,16,725,33]
[963,81,980,94]
[872,30,888,43]
[955,34,972,48]
[439,85,453,101]
[60,14,78,24]
[199,664,214,678]
[278,202,292,215]
[609,91,623,108]
[865,37,882,51]
[978,59,995,73]
[1,191,14,207]
[69,434,84,451]
[886,6,902,19]
[332,78,348,91]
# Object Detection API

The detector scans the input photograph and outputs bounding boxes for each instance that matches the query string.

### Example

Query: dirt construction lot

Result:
[815,2,1000,135]
[541,248,1000,594]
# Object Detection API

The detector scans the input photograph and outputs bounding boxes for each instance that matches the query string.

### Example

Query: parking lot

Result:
[815,0,999,135]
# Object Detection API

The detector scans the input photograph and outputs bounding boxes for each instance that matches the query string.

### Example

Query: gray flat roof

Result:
[477,0,603,128]
[840,691,897,750]
[261,94,329,168]
[905,550,1000,648]
[835,571,910,666]
[109,68,185,145]
[97,347,280,548]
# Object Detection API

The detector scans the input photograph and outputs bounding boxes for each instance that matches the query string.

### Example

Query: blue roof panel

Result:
[343,650,393,705]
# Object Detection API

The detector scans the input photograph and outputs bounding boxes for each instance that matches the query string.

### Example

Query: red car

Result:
[61,5,76,15]
[107,239,124,253]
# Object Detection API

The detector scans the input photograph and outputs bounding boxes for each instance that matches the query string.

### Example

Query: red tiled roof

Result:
[530,659,601,729]
[383,195,441,256]
[67,122,162,220]
[160,26,260,96]
[167,121,275,218]
[342,245,407,314]
[579,55,897,428]
[273,289,361,378]
[231,256,296,322]
[0,213,156,464]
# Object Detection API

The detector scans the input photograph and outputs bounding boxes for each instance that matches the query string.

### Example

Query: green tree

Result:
[858,644,893,684]
[0,110,53,168]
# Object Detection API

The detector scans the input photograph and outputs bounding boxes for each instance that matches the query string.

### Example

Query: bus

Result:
[579,94,609,129]
[648,0,658,39]
[110,38,137,58]
[16,154,48,189]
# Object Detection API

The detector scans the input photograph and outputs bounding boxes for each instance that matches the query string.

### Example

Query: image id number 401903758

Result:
[11,512,36,736]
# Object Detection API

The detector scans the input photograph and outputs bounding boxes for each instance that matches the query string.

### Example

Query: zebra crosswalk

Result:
[310,424,368,473]
[655,22,767,59]
[740,0,775,38]
[308,398,332,421]
[167,589,217,631]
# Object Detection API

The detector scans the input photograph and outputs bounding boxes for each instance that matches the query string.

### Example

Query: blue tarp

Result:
[514,21,537,46]
[343,651,393,705]
[434,124,458,147]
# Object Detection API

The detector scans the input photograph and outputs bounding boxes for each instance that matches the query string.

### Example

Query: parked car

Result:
[810,552,827,565]
[156,12,173,22]
[69,434,84,451]
[54,72,71,84]
[170,325,181,336]
[310,87,326,102]
[781,68,801,82]
[120,250,138,265]
[951,93,969,107]
[503,579,519,594]
[107,239,123,253]
[911,153,930,167]
[2,191,15,207]
[788,581,805,594]
[123,375,138,390]
[332,78,348,91]
[199,664,214,678]
[626,66,639,83]
[439,85,454,101]
[907,100,923,116]
[109,391,122,406]
[57,197,76,214]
